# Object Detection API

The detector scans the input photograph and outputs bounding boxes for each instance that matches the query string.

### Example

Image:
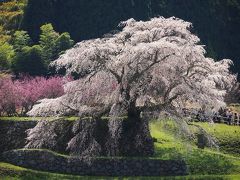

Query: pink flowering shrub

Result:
[0,77,20,116]
[0,75,66,116]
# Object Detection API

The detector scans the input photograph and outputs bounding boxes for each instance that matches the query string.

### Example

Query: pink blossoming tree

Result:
[0,75,65,116]
[0,76,20,116]
[27,17,235,156]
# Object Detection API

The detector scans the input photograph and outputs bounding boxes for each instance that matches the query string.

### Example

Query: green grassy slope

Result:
[150,120,240,175]
[191,122,240,155]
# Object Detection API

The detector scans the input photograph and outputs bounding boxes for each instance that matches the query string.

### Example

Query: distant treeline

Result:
[21,0,240,76]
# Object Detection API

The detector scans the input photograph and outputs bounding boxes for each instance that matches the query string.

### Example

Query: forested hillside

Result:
[0,0,74,75]
[22,0,240,74]
[0,0,26,42]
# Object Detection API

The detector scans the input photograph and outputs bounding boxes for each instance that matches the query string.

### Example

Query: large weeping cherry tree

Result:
[27,17,235,157]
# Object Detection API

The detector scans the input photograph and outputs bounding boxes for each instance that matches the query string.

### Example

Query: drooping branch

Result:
[28,17,235,119]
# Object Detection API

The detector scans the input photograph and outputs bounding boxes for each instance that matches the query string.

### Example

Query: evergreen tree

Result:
[54,32,74,57]
[39,24,59,64]
[39,23,74,64]
[11,24,74,76]
[12,30,31,53]
[12,45,47,76]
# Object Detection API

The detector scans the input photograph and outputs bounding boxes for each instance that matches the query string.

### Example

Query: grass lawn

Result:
[150,120,240,175]
[190,122,240,155]
[0,119,240,179]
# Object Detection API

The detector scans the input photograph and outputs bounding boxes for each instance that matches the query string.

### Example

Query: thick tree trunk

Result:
[106,103,154,156]
[120,113,154,156]
[106,103,127,156]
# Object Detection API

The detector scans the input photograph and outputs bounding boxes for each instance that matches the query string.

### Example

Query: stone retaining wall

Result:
[2,149,188,176]
[0,120,37,154]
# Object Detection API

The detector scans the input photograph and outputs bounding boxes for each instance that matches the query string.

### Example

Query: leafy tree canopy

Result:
[39,23,74,64]
[12,30,31,52]
[0,41,15,70]
[9,24,74,76]
[12,45,47,76]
